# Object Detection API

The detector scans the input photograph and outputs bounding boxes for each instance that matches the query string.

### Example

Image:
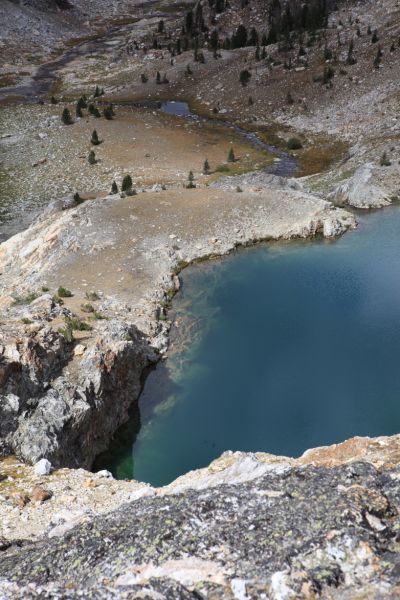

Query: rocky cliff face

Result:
[1,438,400,599]
[0,318,156,468]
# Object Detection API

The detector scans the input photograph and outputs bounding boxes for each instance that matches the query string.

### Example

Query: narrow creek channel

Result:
[99,205,400,486]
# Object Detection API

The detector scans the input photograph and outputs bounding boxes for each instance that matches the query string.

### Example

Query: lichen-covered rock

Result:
[0,453,400,599]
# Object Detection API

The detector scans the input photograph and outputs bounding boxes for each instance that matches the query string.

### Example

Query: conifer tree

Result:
[228,147,235,162]
[50,95,58,105]
[121,175,133,192]
[76,104,83,118]
[111,181,118,194]
[61,108,73,125]
[203,159,210,174]
[88,150,96,165]
[156,71,161,84]
[187,171,196,188]
[91,130,101,145]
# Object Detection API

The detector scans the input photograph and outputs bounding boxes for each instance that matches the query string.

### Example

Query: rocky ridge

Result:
[1,435,400,598]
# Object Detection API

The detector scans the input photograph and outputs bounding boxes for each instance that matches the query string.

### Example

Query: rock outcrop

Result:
[0,319,155,468]
[1,436,400,598]
[328,163,393,209]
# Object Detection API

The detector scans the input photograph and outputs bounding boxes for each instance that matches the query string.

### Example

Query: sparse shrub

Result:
[65,316,92,332]
[61,108,73,125]
[57,286,73,298]
[227,147,235,162]
[21,317,33,324]
[58,325,73,342]
[81,303,95,313]
[287,137,303,150]
[85,291,100,301]
[11,291,39,305]
[216,164,230,172]
[236,186,243,192]
[380,152,391,166]
[41,286,50,292]
[88,150,97,165]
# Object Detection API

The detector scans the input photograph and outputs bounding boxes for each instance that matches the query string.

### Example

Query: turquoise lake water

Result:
[103,206,400,486]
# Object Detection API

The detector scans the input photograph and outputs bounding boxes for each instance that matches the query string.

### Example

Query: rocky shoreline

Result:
[0,174,355,469]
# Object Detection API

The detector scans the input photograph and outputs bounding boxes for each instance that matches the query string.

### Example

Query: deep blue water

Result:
[104,206,400,486]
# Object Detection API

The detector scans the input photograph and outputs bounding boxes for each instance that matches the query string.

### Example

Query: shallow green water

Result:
[104,206,400,486]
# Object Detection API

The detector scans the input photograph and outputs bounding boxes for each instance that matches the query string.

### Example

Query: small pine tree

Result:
[104,107,113,120]
[73,192,83,205]
[77,97,87,110]
[187,171,196,188]
[91,130,101,145]
[286,92,295,105]
[227,147,235,162]
[261,46,267,59]
[203,159,210,174]
[141,73,148,83]
[111,181,118,194]
[94,85,102,98]
[380,151,391,166]
[371,30,379,43]
[50,95,58,104]
[61,108,73,125]
[88,103,95,115]
[156,71,161,84]
[239,69,251,86]
[162,73,169,84]
[93,107,101,118]
[76,104,83,118]
[88,150,96,165]
[121,175,133,192]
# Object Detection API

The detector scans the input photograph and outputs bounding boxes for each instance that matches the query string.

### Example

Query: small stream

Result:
[129,99,298,177]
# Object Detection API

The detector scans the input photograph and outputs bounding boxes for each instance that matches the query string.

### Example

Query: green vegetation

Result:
[11,291,39,305]
[88,150,97,165]
[91,130,101,145]
[228,147,235,162]
[85,291,100,301]
[186,171,196,188]
[215,164,230,172]
[21,317,33,325]
[57,286,73,298]
[287,137,303,150]
[61,108,73,125]
[239,69,251,86]
[73,192,83,205]
[121,175,133,192]
[41,286,50,292]
[203,159,210,174]
[65,316,93,332]
[81,303,95,313]
[104,107,113,120]
[111,181,118,194]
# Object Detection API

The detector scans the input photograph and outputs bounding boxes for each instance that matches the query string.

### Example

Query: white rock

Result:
[33,458,52,476]
[96,469,113,479]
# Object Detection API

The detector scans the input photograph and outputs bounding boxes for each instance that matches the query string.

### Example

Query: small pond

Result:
[101,205,400,486]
